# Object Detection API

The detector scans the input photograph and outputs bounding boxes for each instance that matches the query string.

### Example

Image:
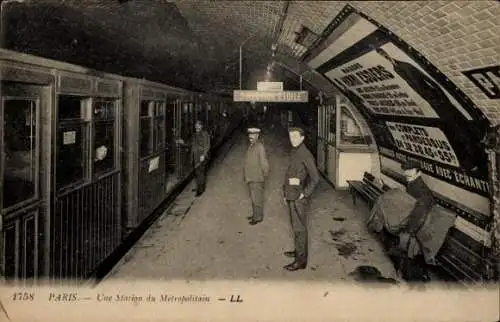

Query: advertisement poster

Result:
[305,6,490,198]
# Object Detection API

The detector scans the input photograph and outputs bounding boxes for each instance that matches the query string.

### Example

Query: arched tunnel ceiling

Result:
[2,1,499,123]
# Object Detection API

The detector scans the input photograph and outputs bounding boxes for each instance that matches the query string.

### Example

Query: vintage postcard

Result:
[0,1,499,321]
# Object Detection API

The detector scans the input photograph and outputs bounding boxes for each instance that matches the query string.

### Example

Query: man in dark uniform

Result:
[243,127,270,225]
[401,159,436,236]
[398,159,435,281]
[282,127,320,271]
[178,120,211,196]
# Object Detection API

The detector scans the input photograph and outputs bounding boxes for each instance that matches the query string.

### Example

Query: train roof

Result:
[0,48,230,101]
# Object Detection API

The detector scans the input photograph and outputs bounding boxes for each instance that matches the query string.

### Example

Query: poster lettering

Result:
[306,8,490,197]
[385,122,459,167]
[325,54,439,118]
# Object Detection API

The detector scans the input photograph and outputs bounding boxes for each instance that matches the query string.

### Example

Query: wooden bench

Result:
[347,172,391,209]
[348,171,498,283]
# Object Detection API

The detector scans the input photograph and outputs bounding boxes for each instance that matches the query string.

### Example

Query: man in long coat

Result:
[282,127,320,271]
[188,120,211,196]
[401,159,436,236]
[243,127,270,225]
[398,159,436,281]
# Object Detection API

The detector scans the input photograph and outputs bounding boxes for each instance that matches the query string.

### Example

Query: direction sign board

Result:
[233,90,308,102]
[257,81,284,91]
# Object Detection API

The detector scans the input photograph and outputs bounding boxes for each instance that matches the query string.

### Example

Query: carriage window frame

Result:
[153,101,166,153]
[206,101,211,130]
[140,100,167,160]
[91,97,118,177]
[181,102,193,140]
[195,99,205,125]
[167,97,179,141]
[56,95,91,192]
[1,96,40,211]
[139,100,153,158]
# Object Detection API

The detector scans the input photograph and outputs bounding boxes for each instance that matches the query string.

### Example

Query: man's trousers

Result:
[248,182,264,222]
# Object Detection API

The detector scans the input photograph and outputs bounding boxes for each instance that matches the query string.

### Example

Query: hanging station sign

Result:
[233,90,308,102]
[303,5,491,198]
[257,81,284,91]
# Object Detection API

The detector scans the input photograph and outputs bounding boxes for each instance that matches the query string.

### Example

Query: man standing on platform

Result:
[243,127,270,225]
[282,127,320,271]
[185,120,211,196]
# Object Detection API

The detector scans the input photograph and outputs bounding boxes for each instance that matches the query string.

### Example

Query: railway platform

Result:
[102,125,400,283]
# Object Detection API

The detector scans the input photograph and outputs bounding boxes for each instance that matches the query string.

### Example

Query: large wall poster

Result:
[462,65,500,99]
[305,6,491,199]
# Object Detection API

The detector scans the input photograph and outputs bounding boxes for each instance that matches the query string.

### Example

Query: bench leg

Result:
[349,187,356,206]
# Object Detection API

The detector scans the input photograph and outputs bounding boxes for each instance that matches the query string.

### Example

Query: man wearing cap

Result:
[178,120,211,196]
[401,159,436,236]
[193,120,211,196]
[243,127,269,225]
[282,127,320,271]
[395,159,436,281]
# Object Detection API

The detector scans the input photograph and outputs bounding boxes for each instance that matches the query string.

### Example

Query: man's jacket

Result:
[283,143,320,200]
[406,176,436,234]
[244,140,269,183]
[191,130,210,163]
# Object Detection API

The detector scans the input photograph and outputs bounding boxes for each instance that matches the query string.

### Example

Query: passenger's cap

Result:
[248,128,261,134]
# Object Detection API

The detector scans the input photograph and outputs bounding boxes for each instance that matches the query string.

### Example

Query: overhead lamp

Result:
[295,26,319,48]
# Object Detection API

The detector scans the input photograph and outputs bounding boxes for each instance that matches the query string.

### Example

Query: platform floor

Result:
[103,126,400,283]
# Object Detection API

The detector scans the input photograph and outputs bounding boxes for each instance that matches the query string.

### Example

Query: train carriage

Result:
[0,48,243,284]
[0,49,125,282]
[123,79,189,230]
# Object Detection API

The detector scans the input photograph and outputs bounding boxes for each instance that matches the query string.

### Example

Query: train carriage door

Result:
[53,91,122,281]
[165,95,176,190]
[183,100,194,176]
[1,82,48,283]
[206,100,211,138]
[174,98,183,179]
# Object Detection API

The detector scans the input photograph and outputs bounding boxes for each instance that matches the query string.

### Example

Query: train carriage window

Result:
[188,102,193,133]
[182,102,191,139]
[153,102,166,152]
[339,106,367,145]
[92,98,116,175]
[165,97,176,144]
[56,95,88,190]
[207,102,212,129]
[2,98,38,209]
[140,100,166,158]
[140,101,152,158]
[196,100,204,124]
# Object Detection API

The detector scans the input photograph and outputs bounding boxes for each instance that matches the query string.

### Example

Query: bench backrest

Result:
[362,172,391,193]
